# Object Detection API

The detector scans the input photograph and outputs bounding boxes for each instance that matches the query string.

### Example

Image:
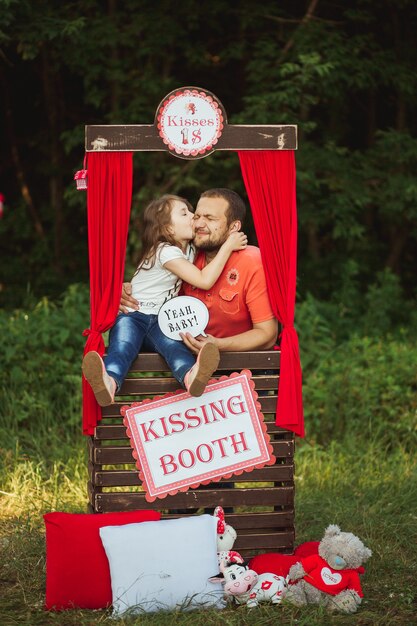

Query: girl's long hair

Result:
[136,194,194,271]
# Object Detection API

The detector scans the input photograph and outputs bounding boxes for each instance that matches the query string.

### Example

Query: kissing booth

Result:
[82,87,303,557]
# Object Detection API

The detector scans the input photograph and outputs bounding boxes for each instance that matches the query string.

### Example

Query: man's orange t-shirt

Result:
[181,246,275,338]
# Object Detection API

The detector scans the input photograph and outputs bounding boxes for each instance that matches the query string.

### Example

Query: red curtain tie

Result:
[82,328,101,338]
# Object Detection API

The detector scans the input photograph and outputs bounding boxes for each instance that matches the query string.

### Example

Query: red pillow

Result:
[44,510,161,610]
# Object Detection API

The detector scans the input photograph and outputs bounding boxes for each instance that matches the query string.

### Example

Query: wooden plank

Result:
[119,377,181,394]
[239,543,294,561]
[117,374,279,395]
[217,125,297,151]
[94,486,294,513]
[161,511,295,529]
[87,480,94,507]
[270,440,295,457]
[101,394,279,418]
[222,511,294,530]
[85,124,297,153]
[87,461,95,480]
[114,350,280,372]
[239,547,294,557]
[86,125,159,152]
[92,440,293,465]
[235,531,294,551]
[232,397,276,414]
[93,464,294,486]
[87,437,96,463]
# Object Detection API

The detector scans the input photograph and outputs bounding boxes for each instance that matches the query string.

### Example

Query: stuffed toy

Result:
[285,525,372,614]
[209,560,286,608]
[214,506,243,567]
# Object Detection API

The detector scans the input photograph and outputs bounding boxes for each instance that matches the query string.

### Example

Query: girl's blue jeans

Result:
[104,312,195,391]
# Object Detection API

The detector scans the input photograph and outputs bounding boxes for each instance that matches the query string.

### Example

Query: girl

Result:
[82,194,247,405]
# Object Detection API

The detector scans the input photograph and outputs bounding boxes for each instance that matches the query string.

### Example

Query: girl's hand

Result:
[224,231,248,251]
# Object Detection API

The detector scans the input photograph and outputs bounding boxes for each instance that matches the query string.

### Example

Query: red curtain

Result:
[82,152,133,435]
[238,151,304,437]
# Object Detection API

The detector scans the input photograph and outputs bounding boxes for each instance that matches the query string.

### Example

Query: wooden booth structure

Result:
[82,87,303,558]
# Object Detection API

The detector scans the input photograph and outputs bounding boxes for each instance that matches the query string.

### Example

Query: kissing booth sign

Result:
[122,371,275,502]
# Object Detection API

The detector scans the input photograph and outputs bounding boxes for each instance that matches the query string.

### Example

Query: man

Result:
[120,188,278,352]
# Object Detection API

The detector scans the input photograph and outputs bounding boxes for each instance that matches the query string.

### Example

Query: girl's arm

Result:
[164,232,247,290]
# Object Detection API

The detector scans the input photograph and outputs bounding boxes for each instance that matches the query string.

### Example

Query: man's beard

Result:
[195,240,222,252]
[193,232,228,252]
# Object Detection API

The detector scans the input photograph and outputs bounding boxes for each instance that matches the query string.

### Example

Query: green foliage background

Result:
[1,0,417,308]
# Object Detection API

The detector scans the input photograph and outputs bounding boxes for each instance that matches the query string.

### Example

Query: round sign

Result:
[158,296,210,341]
[156,87,226,159]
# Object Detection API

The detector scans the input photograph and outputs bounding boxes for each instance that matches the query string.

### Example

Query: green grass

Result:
[1,438,416,626]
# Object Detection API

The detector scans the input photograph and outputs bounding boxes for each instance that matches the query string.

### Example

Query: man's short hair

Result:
[200,188,246,226]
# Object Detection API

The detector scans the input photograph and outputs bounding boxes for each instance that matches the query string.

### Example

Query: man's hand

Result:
[119,282,139,313]
[180,332,219,355]
[182,319,278,353]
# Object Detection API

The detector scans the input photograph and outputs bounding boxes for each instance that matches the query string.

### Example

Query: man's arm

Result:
[119,282,138,313]
[180,318,278,353]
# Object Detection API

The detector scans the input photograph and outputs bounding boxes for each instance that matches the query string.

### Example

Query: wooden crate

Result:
[88,350,295,557]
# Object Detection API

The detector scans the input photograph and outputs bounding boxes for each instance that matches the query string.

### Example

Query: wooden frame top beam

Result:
[85,87,297,158]
[85,123,297,155]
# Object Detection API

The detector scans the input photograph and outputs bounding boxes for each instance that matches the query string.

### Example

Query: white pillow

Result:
[99,515,224,615]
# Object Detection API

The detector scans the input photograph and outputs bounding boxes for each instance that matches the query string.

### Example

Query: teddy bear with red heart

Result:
[285,524,372,614]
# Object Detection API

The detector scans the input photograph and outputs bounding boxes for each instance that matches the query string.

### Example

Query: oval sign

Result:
[158,296,209,341]
[156,87,226,159]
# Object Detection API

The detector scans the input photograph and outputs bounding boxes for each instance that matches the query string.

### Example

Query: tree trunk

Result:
[367,90,376,147]
[0,68,46,239]
[108,0,121,120]
[307,221,320,261]
[385,226,409,273]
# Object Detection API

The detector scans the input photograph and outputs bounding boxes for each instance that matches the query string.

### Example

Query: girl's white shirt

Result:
[126,242,195,315]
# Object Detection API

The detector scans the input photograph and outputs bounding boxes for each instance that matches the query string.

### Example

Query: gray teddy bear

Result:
[285,524,372,614]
